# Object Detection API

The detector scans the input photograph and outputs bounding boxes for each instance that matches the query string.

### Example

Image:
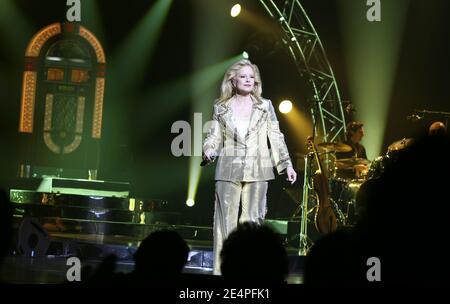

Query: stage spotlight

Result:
[230,4,241,17]
[279,100,293,114]
[186,198,195,207]
[242,51,249,59]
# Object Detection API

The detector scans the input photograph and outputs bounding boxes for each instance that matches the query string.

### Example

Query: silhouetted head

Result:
[304,229,363,284]
[220,222,289,284]
[353,134,450,283]
[428,121,447,136]
[133,229,189,280]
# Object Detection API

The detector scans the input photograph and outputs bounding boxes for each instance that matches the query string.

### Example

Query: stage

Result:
[0,234,304,284]
[1,0,450,286]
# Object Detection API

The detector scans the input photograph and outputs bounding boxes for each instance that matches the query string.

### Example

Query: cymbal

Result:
[388,138,413,152]
[335,158,370,169]
[317,142,352,152]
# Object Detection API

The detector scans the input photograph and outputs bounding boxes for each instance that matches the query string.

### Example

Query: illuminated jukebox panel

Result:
[18,23,106,179]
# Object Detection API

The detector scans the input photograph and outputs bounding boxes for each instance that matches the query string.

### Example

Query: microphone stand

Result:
[298,99,320,256]
[415,109,450,117]
[413,109,450,127]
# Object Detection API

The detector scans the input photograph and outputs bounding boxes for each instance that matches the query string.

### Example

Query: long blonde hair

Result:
[216,59,263,105]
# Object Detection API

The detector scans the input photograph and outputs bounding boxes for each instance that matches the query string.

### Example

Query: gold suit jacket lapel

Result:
[245,97,266,140]
[217,96,266,142]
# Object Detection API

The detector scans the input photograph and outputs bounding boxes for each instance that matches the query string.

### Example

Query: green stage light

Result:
[82,0,106,46]
[102,0,173,164]
[109,0,173,92]
[0,0,33,63]
[338,0,409,159]
[186,198,195,207]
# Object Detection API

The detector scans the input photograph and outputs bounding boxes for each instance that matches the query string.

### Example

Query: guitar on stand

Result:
[308,136,338,233]
[298,136,339,255]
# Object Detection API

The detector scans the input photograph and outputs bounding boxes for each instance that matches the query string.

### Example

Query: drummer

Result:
[335,121,368,179]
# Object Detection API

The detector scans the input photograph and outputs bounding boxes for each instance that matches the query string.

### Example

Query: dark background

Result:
[1,0,449,226]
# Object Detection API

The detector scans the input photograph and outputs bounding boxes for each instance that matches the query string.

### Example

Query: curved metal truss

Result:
[259,0,346,142]
[258,0,347,255]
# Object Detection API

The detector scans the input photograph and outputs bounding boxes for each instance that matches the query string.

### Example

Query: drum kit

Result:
[312,141,367,226]
[310,138,412,227]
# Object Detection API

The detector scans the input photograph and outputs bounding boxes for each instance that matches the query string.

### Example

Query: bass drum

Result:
[366,152,401,180]
[366,155,386,180]
[329,178,365,226]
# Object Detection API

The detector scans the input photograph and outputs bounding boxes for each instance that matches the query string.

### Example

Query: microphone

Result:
[200,152,217,167]
[407,114,422,122]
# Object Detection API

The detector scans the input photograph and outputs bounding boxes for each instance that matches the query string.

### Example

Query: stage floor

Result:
[0,255,304,284]
[0,235,305,284]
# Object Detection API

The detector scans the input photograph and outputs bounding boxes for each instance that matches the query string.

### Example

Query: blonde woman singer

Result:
[203,59,297,275]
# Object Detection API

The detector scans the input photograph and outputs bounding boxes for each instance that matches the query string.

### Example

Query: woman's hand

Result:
[286,166,297,184]
[204,149,217,162]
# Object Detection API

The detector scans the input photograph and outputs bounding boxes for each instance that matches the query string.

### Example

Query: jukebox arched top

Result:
[18,22,106,177]
[20,22,105,138]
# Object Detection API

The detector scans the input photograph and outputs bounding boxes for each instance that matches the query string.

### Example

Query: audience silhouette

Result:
[220,221,289,284]
[85,229,190,284]
[131,229,190,283]
[305,133,450,284]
